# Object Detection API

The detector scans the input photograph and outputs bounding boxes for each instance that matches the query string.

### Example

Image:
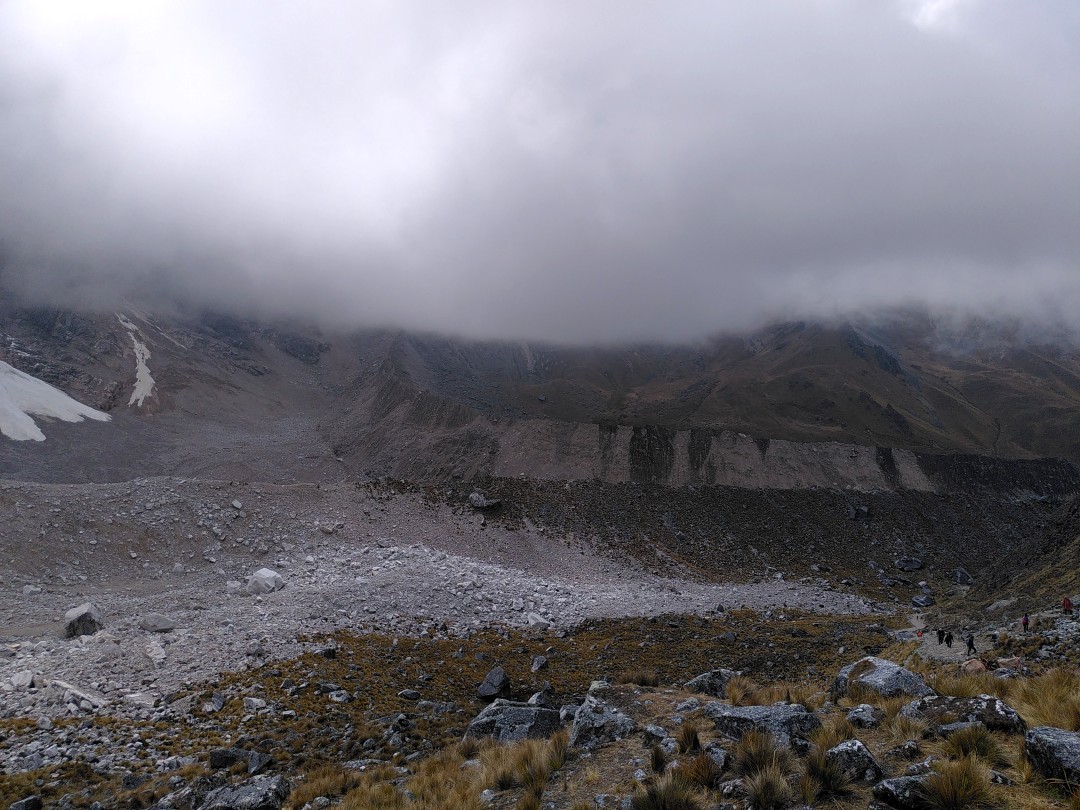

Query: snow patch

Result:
[0,361,111,441]
[117,314,156,407]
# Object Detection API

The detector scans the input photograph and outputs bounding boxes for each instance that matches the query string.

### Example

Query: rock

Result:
[398,689,421,701]
[911,595,936,608]
[951,568,974,586]
[1024,726,1080,784]
[937,721,984,738]
[642,724,668,743]
[11,670,35,690]
[570,691,637,750]
[232,500,243,510]
[825,739,881,783]
[894,558,923,572]
[530,655,548,673]
[996,656,1023,671]
[703,741,728,771]
[960,659,986,675]
[477,667,511,701]
[899,694,1026,733]
[139,613,177,633]
[243,697,267,711]
[703,703,821,753]
[468,492,500,510]
[244,568,284,596]
[9,797,43,810]
[527,684,556,708]
[64,602,103,638]
[464,699,561,742]
[846,704,885,728]
[832,657,934,700]
[526,612,551,630]
[209,748,248,770]
[871,775,928,809]
[199,774,290,810]
[684,668,742,697]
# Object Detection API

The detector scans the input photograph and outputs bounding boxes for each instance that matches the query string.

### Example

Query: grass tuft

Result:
[941,725,1009,768]
[743,763,794,810]
[651,743,667,774]
[629,773,703,810]
[731,730,793,778]
[921,756,994,810]
[617,670,661,687]
[802,745,852,801]
[676,722,701,754]
[674,752,722,790]
[809,716,856,751]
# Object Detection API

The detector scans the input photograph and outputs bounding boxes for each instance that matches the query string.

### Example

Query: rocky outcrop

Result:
[1024,726,1080,784]
[684,668,742,697]
[465,700,560,742]
[570,686,637,750]
[703,703,821,752]
[832,657,934,700]
[899,694,1026,734]
[199,775,290,810]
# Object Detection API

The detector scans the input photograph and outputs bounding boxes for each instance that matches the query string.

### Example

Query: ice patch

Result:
[117,314,156,407]
[0,361,111,441]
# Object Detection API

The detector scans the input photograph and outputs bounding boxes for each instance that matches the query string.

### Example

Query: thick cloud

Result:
[0,0,1077,342]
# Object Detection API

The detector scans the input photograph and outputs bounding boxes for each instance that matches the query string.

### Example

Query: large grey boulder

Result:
[899,694,1025,734]
[703,703,821,752]
[477,667,511,701]
[244,569,284,596]
[465,699,561,742]
[871,775,928,809]
[847,703,885,728]
[199,775,290,810]
[685,668,742,697]
[832,657,934,700]
[64,603,103,638]
[825,739,881,783]
[1024,726,1080,784]
[139,613,177,633]
[570,688,637,750]
[894,558,923,572]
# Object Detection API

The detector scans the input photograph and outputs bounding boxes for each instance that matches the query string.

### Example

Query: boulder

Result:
[847,703,885,728]
[997,656,1023,671]
[899,694,1026,734]
[199,775,290,810]
[960,659,986,675]
[703,703,821,752]
[911,595,936,608]
[569,689,637,750]
[871,775,928,809]
[951,568,974,586]
[832,657,934,700]
[684,668,742,697]
[477,667,511,701]
[465,699,561,742]
[825,739,881,783]
[9,797,42,810]
[139,613,177,633]
[1024,726,1080,784]
[64,602,103,638]
[468,492,501,509]
[244,569,284,596]
[894,558,924,572]
[11,670,36,690]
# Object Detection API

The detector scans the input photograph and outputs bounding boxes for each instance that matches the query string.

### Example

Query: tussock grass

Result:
[941,725,1009,768]
[629,772,703,810]
[617,669,660,687]
[743,763,794,810]
[885,714,929,744]
[922,756,994,810]
[725,675,761,706]
[675,721,700,754]
[286,764,366,809]
[731,730,794,778]
[931,673,1009,700]
[809,716,856,751]
[673,752,723,790]
[801,745,852,802]
[1013,668,1080,731]
[651,743,667,774]
[476,734,570,800]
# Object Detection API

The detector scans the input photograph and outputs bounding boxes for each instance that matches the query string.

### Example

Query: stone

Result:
[527,683,556,708]
[703,703,821,753]
[996,656,1023,671]
[846,703,885,728]
[232,500,243,510]
[832,657,934,700]
[398,689,421,701]
[1024,726,1080,784]
[894,557,923,572]
[899,694,1025,733]
[244,568,284,596]
[871,775,928,809]
[139,613,177,633]
[911,595,936,608]
[703,741,728,771]
[684,668,742,697]
[209,748,248,770]
[477,667,511,701]
[64,602,103,638]
[243,697,267,711]
[570,691,637,750]
[464,699,561,743]
[199,774,291,810]
[825,739,881,784]
[960,659,987,675]
[951,568,974,586]
[530,655,548,672]
[468,492,500,509]
[11,669,35,690]
[9,797,43,810]
[526,612,551,630]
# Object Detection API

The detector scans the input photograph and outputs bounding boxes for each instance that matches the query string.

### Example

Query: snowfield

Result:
[117,314,156,407]
[0,361,111,441]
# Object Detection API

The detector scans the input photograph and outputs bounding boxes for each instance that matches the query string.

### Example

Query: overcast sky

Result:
[0,0,1077,342]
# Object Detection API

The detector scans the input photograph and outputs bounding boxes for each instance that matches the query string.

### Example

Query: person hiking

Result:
[1022,613,1030,633]
[944,631,953,648]
[965,633,977,654]
[1064,597,1073,615]
[936,628,945,645]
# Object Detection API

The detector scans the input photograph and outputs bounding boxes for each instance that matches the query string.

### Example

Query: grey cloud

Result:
[0,0,1077,342]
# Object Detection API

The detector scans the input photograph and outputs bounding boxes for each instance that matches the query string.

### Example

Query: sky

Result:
[0,0,1077,343]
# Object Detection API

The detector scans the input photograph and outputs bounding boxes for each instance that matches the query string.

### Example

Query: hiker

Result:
[936,628,945,645]
[944,631,953,648]
[917,629,923,638]
[1064,597,1073,615]
[1022,613,1030,634]
[966,633,977,654]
